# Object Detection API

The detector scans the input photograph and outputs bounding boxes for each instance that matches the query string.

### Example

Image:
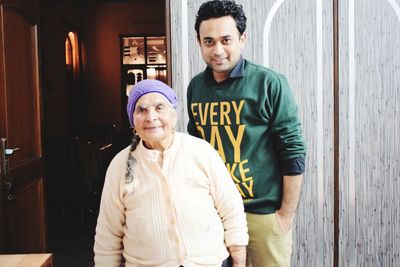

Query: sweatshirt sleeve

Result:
[267,74,307,161]
[94,156,126,267]
[206,146,249,247]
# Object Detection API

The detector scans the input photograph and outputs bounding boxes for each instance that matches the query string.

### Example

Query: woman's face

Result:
[133,93,177,150]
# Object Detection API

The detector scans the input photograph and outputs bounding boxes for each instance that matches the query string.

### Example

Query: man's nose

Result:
[213,42,224,55]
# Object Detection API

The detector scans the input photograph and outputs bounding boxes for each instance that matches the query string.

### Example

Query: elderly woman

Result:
[94,79,248,267]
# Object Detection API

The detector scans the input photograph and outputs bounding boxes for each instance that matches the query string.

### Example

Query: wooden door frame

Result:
[0,5,7,252]
[333,0,339,266]
[0,1,46,253]
[165,0,172,86]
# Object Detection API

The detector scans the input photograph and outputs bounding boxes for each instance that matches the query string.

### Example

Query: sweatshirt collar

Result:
[205,56,244,83]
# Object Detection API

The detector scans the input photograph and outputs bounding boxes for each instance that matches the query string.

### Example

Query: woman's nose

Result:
[145,109,157,121]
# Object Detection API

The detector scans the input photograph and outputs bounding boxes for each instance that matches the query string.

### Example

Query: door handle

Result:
[1,138,19,175]
[5,147,20,155]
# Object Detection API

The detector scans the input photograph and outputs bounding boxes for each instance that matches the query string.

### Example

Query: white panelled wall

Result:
[339,0,400,266]
[170,0,400,266]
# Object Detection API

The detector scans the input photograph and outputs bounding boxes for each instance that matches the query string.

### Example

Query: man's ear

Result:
[239,32,247,49]
[240,32,248,42]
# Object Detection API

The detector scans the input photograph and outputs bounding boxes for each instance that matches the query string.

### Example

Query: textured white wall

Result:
[339,0,400,266]
[170,0,400,266]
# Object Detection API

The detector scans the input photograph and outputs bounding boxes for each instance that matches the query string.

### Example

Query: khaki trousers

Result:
[246,212,293,267]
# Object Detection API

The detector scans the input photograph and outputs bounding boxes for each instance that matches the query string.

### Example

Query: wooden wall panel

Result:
[339,0,400,266]
[171,1,334,266]
[171,0,400,265]
[244,1,335,266]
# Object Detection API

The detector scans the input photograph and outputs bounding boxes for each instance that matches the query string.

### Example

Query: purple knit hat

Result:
[127,79,178,127]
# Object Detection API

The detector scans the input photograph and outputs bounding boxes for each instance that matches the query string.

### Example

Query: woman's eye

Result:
[136,107,146,113]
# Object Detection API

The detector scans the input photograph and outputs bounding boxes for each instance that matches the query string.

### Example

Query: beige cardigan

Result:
[94,132,248,267]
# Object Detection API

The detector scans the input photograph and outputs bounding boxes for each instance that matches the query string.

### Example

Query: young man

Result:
[187,1,307,266]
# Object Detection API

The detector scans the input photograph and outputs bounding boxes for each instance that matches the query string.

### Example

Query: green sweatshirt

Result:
[187,59,306,214]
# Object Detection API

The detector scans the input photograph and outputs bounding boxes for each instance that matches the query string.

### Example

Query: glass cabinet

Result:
[120,35,167,97]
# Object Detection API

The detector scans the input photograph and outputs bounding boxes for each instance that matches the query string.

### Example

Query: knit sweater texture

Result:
[187,60,307,214]
[94,132,248,267]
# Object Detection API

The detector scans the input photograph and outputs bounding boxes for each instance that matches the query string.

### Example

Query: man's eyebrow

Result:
[221,35,232,39]
[203,35,232,41]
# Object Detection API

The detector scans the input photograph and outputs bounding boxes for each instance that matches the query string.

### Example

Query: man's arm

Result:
[276,174,303,233]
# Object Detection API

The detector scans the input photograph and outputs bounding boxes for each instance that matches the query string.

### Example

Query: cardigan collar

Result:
[136,132,180,162]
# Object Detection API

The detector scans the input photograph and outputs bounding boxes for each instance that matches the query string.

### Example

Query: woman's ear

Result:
[172,109,178,128]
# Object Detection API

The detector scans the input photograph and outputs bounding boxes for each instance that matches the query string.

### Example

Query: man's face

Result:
[198,16,247,82]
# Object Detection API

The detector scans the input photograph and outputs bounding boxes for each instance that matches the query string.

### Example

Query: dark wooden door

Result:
[0,0,46,253]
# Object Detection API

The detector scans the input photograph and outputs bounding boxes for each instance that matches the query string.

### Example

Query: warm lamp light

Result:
[147,68,156,79]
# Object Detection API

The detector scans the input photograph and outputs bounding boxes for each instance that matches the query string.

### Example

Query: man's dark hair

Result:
[195,0,247,39]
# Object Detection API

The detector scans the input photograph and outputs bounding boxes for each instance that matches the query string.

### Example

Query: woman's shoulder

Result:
[107,145,131,170]
[177,132,207,145]
[176,132,218,155]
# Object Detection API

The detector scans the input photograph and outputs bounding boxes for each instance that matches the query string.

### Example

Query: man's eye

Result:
[223,38,231,44]
[204,40,213,46]
[157,104,165,110]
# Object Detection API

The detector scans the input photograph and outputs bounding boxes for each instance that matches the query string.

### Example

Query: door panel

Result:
[0,0,46,253]
[3,7,41,164]
[4,168,46,253]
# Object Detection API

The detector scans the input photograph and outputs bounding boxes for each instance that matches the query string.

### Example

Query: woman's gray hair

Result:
[125,135,140,184]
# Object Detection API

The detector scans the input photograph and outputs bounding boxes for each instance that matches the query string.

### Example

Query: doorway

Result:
[41,0,168,265]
